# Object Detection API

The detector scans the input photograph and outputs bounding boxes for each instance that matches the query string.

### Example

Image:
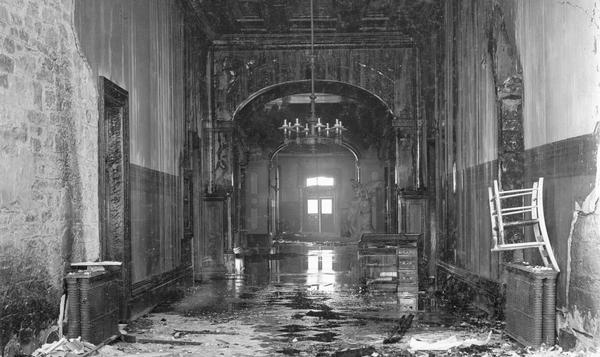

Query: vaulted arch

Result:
[232,79,394,120]
[232,79,397,155]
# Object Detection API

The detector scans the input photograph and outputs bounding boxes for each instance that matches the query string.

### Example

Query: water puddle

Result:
[279,324,311,333]
[307,331,338,342]
[276,347,302,355]
[305,308,341,320]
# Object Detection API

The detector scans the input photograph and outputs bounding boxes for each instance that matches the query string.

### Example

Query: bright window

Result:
[307,199,319,214]
[321,199,332,214]
[306,176,334,187]
[307,254,319,272]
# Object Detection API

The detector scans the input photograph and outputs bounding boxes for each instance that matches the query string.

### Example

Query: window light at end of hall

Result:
[306,176,334,187]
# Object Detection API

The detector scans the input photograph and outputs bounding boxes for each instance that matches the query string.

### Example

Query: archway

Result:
[233,79,394,120]
[231,80,406,248]
[268,140,360,240]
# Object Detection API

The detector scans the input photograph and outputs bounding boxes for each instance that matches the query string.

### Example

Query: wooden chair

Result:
[488,178,559,272]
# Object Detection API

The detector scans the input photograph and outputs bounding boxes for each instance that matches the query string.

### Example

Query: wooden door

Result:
[304,196,335,233]
[98,76,130,318]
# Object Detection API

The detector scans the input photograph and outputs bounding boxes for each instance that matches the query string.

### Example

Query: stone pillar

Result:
[393,112,417,191]
[201,120,235,278]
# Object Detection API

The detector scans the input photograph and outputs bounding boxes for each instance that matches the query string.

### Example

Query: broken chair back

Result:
[488,177,559,271]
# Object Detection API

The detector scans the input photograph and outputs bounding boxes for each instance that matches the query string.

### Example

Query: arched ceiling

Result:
[234,79,393,120]
[235,80,394,155]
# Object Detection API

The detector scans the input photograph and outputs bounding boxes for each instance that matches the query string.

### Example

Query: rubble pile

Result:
[32,338,95,357]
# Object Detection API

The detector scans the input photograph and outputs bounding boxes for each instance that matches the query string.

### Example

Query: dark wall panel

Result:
[440,0,500,281]
[524,134,597,306]
[74,1,188,285]
[130,164,182,284]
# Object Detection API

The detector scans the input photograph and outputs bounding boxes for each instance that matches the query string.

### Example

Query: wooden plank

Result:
[501,205,538,214]
[492,242,546,251]
[502,219,539,227]
[71,262,122,267]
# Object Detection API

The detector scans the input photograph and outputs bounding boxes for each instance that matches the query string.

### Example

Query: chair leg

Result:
[532,224,550,268]
[488,186,499,250]
[536,178,560,272]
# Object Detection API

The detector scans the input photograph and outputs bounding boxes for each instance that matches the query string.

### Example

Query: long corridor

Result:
[107,241,517,356]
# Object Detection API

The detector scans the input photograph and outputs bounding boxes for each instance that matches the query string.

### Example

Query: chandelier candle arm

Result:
[279,117,346,141]
[277,0,349,145]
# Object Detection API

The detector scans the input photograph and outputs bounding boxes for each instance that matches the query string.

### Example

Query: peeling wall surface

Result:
[441,0,600,347]
[0,0,98,288]
[516,0,600,347]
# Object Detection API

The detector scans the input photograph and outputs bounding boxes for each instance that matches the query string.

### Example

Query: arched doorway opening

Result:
[232,80,402,248]
[268,139,360,240]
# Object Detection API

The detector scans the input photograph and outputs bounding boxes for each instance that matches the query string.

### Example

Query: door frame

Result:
[268,144,360,238]
[303,193,335,234]
[98,76,130,318]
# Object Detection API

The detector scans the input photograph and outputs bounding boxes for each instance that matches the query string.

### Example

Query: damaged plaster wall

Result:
[562,128,600,347]
[441,1,600,345]
[0,0,98,346]
[514,0,600,347]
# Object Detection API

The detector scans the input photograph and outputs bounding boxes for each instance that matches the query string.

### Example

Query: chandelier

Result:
[280,117,347,145]
[279,0,347,145]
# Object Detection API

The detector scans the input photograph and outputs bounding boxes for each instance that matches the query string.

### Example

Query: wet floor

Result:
[107,241,533,356]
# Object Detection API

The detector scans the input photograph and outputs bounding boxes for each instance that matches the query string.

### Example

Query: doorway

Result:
[98,76,130,316]
[303,176,335,234]
[305,196,334,233]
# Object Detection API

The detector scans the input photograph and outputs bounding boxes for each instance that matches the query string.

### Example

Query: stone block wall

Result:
[0,0,98,348]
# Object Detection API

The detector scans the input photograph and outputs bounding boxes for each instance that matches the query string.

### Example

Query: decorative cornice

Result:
[211,31,415,50]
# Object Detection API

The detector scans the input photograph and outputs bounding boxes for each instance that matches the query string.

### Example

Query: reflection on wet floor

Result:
[268,242,360,294]
[168,241,426,319]
[119,241,516,356]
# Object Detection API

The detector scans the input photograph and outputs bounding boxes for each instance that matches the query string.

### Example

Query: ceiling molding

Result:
[184,0,442,42]
[211,31,415,50]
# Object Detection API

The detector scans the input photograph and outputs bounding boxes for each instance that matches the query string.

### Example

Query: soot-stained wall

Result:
[440,0,600,347]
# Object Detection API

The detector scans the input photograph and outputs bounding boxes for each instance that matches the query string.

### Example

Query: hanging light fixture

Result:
[279,0,347,145]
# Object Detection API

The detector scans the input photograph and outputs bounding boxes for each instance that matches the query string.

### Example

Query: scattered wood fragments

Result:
[133,338,204,346]
[383,314,414,344]
[31,335,120,357]
[32,337,95,356]
[408,330,492,351]
[81,335,120,357]
[172,328,238,336]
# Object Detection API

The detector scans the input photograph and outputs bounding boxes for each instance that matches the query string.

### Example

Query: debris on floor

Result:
[40,242,597,356]
[383,314,414,344]
[32,337,95,356]
[408,330,492,351]
[331,346,377,357]
[31,335,122,357]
